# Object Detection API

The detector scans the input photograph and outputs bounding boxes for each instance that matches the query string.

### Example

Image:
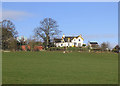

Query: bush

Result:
[82,44,86,47]
[47,47,90,52]
[82,47,89,52]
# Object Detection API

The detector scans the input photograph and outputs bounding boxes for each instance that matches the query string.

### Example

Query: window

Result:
[68,38,70,42]
[78,43,81,47]
[61,44,63,46]
[79,39,80,41]
[74,42,77,46]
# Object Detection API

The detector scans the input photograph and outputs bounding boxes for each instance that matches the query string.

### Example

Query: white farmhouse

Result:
[54,34,84,47]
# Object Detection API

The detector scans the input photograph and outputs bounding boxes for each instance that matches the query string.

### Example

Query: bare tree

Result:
[27,37,36,51]
[101,42,110,51]
[34,18,61,48]
[2,20,18,37]
[2,20,18,50]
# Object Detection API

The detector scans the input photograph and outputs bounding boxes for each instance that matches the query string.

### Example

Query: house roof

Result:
[64,35,84,42]
[64,36,75,42]
[54,38,62,43]
[54,35,84,43]
[89,41,98,44]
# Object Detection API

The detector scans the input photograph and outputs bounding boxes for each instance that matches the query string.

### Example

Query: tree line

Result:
[1,18,61,51]
[0,18,119,52]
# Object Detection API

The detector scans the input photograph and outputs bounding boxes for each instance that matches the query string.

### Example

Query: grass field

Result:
[2,51,118,84]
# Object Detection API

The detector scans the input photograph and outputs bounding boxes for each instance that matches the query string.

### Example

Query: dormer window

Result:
[74,39,76,41]
[79,39,80,41]
[68,38,70,42]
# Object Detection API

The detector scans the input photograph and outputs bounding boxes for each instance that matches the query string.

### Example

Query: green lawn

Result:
[2,51,118,84]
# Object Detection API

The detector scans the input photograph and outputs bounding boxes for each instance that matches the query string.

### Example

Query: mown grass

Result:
[2,51,118,84]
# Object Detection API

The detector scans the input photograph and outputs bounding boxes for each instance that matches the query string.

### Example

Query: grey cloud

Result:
[84,34,117,39]
[2,10,33,20]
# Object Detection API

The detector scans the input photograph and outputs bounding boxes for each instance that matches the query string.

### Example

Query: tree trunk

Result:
[46,35,49,48]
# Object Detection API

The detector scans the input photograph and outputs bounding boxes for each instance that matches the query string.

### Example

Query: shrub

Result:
[82,44,86,47]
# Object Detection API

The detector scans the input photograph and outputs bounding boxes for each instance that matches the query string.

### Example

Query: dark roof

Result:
[54,36,76,43]
[64,36,76,42]
[54,35,83,43]
[89,42,98,44]
[54,38,62,43]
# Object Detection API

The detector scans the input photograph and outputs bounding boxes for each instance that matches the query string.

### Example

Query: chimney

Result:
[63,34,65,38]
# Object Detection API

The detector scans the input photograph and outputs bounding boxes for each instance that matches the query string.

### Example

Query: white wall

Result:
[71,37,83,47]
[55,37,84,47]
